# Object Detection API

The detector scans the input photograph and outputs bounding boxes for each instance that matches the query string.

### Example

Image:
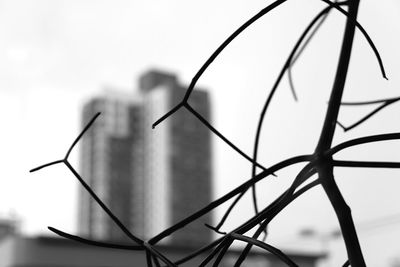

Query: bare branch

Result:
[249,3,343,226]
[288,0,341,101]
[184,103,267,171]
[175,155,311,241]
[146,250,154,267]
[231,233,298,267]
[338,97,400,131]
[30,159,64,173]
[333,160,400,169]
[198,237,232,267]
[328,132,400,155]
[65,112,101,160]
[341,96,400,106]
[174,238,224,266]
[63,161,143,245]
[47,227,143,250]
[143,242,177,267]
[319,0,387,79]
[152,0,289,128]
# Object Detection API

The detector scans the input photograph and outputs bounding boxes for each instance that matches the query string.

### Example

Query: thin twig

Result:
[152,0,289,129]
[65,112,101,159]
[231,233,298,267]
[332,160,400,168]
[338,97,400,131]
[148,154,312,245]
[184,103,267,171]
[48,226,143,250]
[319,0,387,79]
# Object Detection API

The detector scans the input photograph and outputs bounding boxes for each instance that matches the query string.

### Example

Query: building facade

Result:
[79,70,212,246]
[79,90,144,242]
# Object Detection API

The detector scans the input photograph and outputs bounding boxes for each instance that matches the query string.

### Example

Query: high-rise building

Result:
[79,90,145,242]
[79,70,212,246]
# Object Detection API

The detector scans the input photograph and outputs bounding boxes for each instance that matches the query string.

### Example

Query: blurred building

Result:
[79,70,212,246]
[0,218,18,241]
[79,90,144,241]
[0,235,324,267]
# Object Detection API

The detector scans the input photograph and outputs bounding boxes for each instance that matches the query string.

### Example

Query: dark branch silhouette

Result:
[31,1,400,266]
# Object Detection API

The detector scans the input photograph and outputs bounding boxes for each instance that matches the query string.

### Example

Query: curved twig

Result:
[48,227,143,250]
[234,174,319,266]
[178,155,312,241]
[152,0,289,129]
[198,237,231,267]
[338,97,400,131]
[341,96,400,105]
[65,112,101,159]
[30,159,64,173]
[152,254,161,267]
[231,233,298,267]
[172,237,224,266]
[212,238,234,267]
[319,0,387,79]
[328,132,400,156]
[184,103,267,171]
[64,160,143,245]
[31,112,144,245]
[332,160,400,169]
[288,0,341,101]
[143,242,176,267]
[146,250,154,267]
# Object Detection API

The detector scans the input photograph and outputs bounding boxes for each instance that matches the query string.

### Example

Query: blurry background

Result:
[0,0,399,266]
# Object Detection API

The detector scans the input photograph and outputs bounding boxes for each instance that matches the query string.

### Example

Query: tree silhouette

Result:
[31,0,399,266]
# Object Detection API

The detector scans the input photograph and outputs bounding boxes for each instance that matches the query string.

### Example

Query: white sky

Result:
[0,0,399,266]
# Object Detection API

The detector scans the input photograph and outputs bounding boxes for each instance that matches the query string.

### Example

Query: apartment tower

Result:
[79,70,212,246]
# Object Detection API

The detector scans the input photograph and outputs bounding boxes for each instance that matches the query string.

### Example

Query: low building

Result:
[0,235,324,267]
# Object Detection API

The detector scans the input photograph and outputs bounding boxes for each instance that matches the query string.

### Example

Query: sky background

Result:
[0,0,399,266]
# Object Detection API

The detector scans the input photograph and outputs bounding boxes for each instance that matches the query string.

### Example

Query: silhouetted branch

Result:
[204,224,227,235]
[314,0,367,264]
[30,159,64,173]
[64,161,143,245]
[213,238,234,267]
[198,237,232,267]
[152,0,288,129]
[328,132,400,155]
[48,227,143,250]
[152,254,161,267]
[32,1,399,266]
[65,112,101,159]
[288,0,341,101]
[148,154,312,245]
[31,113,144,245]
[146,250,154,267]
[341,96,400,105]
[174,238,224,265]
[181,155,312,240]
[231,233,298,267]
[319,0,387,79]
[184,103,267,171]
[249,3,344,229]
[332,160,400,168]
[234,171,318,266]
[338,97,400,131]
[143,242,177,267]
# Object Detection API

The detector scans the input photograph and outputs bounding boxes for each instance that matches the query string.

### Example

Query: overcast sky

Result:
[0,0,399,266]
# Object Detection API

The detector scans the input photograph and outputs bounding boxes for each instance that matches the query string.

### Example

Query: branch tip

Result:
[29,159,64,173]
